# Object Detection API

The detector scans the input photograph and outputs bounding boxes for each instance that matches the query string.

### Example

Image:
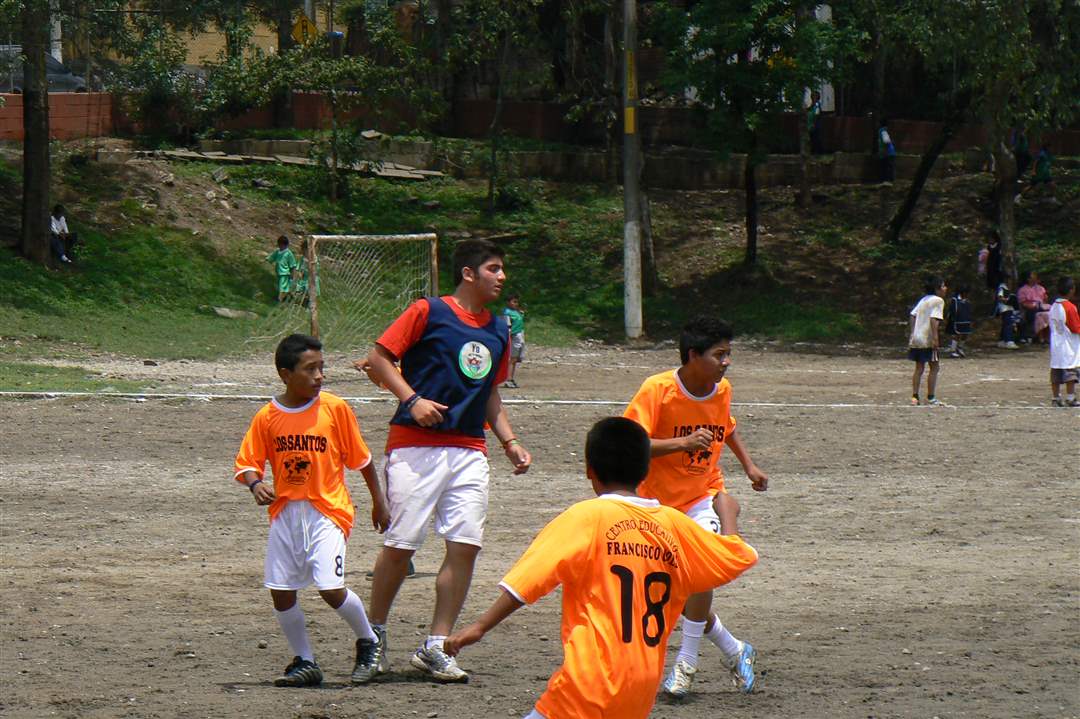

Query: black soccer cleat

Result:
[274,656,323,687]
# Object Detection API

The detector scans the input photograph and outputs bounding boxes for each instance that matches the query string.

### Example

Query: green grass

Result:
[0,361,148,393]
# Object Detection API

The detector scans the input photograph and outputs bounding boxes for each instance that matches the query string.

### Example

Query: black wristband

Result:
[248,478,263,493]
[402,393,421,412]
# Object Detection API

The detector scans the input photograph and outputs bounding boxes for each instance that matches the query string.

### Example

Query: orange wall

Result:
[0,93,114,141]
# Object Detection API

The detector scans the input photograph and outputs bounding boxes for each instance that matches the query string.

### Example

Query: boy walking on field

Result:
[233,334,390,687]
[354,239,532,684]
[445,417,758,719]
[908,277,947,406]
[1048,276,1080,407]
[623,316,769,697]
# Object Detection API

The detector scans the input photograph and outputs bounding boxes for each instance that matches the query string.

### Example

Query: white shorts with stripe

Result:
[264,500,348,591]
[383,445,489,550]
[684,494,723,535]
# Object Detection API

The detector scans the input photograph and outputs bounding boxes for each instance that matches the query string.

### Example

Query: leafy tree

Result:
[657,0,844,264]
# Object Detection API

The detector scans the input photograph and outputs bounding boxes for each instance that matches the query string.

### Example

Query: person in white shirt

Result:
[50,204,76,264]
[1048,276,1080,407]
[908,277,947,406]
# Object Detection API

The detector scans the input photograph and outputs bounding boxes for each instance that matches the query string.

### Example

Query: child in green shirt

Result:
[502,294,526,388]
[267,235,299,302]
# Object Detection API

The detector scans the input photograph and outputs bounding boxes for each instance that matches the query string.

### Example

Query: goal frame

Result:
[303,233,439,340]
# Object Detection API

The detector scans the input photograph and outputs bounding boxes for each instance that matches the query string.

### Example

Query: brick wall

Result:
[0,92,113,141]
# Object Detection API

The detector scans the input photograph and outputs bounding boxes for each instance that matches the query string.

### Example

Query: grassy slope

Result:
[1,143,1077,372]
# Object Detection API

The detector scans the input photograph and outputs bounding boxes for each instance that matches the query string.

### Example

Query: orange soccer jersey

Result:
[233,391,372,538]
[624,370,737,512]
[500,495,757,719]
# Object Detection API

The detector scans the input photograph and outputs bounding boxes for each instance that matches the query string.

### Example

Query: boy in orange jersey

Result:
[444,417,758,719]
[623,316,769,698]
[234,334,391,687]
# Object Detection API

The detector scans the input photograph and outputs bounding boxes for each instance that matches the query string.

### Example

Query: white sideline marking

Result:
[0,390,1067,411]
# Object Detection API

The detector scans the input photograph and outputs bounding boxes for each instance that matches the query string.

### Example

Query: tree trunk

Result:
[622,0,642,338]
[603,8,618,186]
[487,29,510,214]
[870,24,886,151]
[744,157,759,265]
[272,10,296,128]
[21,0,51,265]
[882,119,957,243]
[991,136,1018,284]
[798,104,811,209]
[329,91,339,202]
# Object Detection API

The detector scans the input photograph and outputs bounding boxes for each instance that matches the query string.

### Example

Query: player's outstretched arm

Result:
[444,589,524,656]
[725,427,768,492]
[485,389,531,474]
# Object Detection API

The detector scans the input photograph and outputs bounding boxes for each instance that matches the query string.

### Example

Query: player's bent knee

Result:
[318,587,347,608]
[270,589,298,611]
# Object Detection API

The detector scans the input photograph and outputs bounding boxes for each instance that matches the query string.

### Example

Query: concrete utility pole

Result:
[622,0,643,339]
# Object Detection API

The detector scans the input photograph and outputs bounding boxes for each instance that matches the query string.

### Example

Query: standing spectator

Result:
[807,90,824,155]
[50,204,76,264]
[1048,277,1080,407]
[994,281,1022,349]
[877,118,896,184]
[502,293,526,389]
[908,277,947,406]
[1017,269,1050,343]
[1017,144,1058,203]
[945,285,973,358]
[267,235,299,303]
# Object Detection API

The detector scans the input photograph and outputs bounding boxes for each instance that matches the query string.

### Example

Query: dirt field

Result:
[3,342,1078,719]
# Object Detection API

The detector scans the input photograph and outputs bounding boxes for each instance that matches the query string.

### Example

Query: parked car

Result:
[0,50,88,93]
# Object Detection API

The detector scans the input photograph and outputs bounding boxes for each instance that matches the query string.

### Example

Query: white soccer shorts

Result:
[685,494,723,535]
[264,500,348,591]
[383,445,489,550]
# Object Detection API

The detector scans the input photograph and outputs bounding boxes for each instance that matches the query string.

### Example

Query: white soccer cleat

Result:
[662,660,697,698]
[410,644,469,683]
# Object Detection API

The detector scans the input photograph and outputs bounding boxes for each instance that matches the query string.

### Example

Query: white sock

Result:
[675,618,706,667]
[1068,394,1076,402]
[425,635,447,651]
[705,615,741,659]
[335,589,376,641]
[274,604,314,662]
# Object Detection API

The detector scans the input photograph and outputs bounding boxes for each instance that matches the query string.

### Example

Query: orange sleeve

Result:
[500,504,594,604]
[336,400,372,471]
[673,512,758,595]
[376,299,430,360]
[623,378,661,435]
[233,410,268,483]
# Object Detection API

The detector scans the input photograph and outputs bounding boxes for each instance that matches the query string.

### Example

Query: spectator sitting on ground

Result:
[1017,269,1051,344]
[50,204,76,264]
[995,281,1022,350]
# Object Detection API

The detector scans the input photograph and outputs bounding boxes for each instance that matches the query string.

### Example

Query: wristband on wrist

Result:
[402,393,421,412]
[502,437,521,449]
[248,478,263,492]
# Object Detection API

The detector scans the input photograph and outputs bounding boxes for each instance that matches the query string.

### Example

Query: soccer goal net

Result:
[247,233,438,357]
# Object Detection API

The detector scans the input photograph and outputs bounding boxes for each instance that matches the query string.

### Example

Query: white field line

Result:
[0,390,1066,411]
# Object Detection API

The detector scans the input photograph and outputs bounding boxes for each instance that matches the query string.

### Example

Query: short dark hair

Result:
[954,284,969,296]
[506,292,520,302]
[1058,276,1075,296]
[277,235,290,247]
[923,276,943,295]
[452,239,504,286]
[275,333,322,371]
[52,204,64,215]
[679,316,734,364]
[586,417,651,490]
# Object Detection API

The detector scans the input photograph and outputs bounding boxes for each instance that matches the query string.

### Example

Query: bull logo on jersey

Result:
[458,341,493,380]
[282,452,312,485]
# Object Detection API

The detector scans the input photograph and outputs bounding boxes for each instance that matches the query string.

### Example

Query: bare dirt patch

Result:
[2,344,1077,719]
